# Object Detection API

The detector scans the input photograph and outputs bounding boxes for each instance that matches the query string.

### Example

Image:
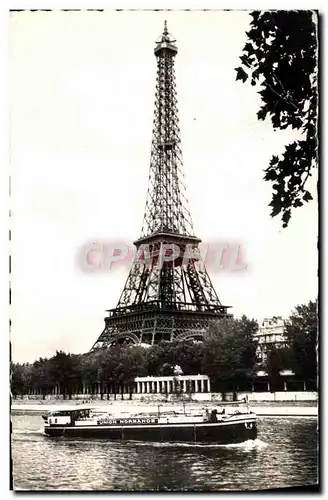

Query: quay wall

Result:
[12,391,318,403]
[228,391,318,402]
[11,399,318,418]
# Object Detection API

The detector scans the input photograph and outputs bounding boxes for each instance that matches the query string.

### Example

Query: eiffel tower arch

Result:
[91,22,231,350]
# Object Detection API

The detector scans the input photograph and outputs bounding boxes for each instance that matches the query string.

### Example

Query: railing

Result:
[107,301,228,317]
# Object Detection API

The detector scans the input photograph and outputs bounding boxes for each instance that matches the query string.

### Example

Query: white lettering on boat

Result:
[98,418,159,425]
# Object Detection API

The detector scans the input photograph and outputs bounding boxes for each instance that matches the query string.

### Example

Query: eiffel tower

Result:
[91,22,231,350]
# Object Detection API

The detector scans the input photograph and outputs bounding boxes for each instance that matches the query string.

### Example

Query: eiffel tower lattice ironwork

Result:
[91,22,231,350]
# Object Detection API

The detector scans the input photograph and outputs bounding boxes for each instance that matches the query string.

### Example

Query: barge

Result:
[43,400,257,444]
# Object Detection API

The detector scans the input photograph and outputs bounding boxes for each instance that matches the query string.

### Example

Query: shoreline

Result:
[11,399,318,418]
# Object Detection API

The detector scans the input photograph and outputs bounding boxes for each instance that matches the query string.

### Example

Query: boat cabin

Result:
[43,406,99,425]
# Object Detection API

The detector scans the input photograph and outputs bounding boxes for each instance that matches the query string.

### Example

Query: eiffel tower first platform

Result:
[91,22,231,350]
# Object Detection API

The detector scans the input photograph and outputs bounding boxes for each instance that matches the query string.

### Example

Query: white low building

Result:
[134,374,210,395]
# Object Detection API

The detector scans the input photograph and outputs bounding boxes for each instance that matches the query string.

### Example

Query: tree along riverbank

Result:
[11,302,318,400]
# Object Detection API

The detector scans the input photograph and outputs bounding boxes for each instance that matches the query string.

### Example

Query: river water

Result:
[11,414,318,491]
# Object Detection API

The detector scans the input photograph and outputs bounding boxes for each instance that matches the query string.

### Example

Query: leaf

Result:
[235,67,248,83]
[282,210,291,227]
[239,54,252,68]
[270,155,280,165]
[303,191,313,202]
[264,169,278,181]
[250,12,261,24]
[257,107,268,121]
[244,42,255,55]
[271,204,282,217]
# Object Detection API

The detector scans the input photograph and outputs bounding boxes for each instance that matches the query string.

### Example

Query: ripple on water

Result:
[11,415,318,491]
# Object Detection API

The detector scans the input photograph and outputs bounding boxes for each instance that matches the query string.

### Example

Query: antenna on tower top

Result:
[164,20,168,35]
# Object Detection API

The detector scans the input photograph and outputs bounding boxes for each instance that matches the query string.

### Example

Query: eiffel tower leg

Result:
[152,319,157,345]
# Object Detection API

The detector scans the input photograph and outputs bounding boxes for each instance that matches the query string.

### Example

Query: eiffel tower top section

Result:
[138,22,196,245]
[154,20,178,55]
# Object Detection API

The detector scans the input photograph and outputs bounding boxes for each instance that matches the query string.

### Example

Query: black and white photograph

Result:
[9,6,319,492]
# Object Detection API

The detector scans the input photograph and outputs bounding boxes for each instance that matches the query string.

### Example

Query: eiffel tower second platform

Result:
[91,22,231,350]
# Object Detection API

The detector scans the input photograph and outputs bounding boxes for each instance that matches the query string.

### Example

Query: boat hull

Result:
[44,419,257,444]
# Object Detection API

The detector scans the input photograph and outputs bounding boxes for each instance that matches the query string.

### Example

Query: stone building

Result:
[253,316,288,363]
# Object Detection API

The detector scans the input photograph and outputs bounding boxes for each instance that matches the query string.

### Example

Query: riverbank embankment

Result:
[11,398,318,418]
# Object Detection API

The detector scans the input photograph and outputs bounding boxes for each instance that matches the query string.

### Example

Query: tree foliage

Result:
[144,339,203,377]
[46,351,82,398]
[11,362,26,396]
[284,299,318,380]
[11,304,317,396]
[10,316,258,396]
[235,11,318,227]
[202,315,258,391]
[265,346,291,390]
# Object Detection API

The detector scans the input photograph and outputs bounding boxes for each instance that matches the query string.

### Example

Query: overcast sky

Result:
[9,10,318,362]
